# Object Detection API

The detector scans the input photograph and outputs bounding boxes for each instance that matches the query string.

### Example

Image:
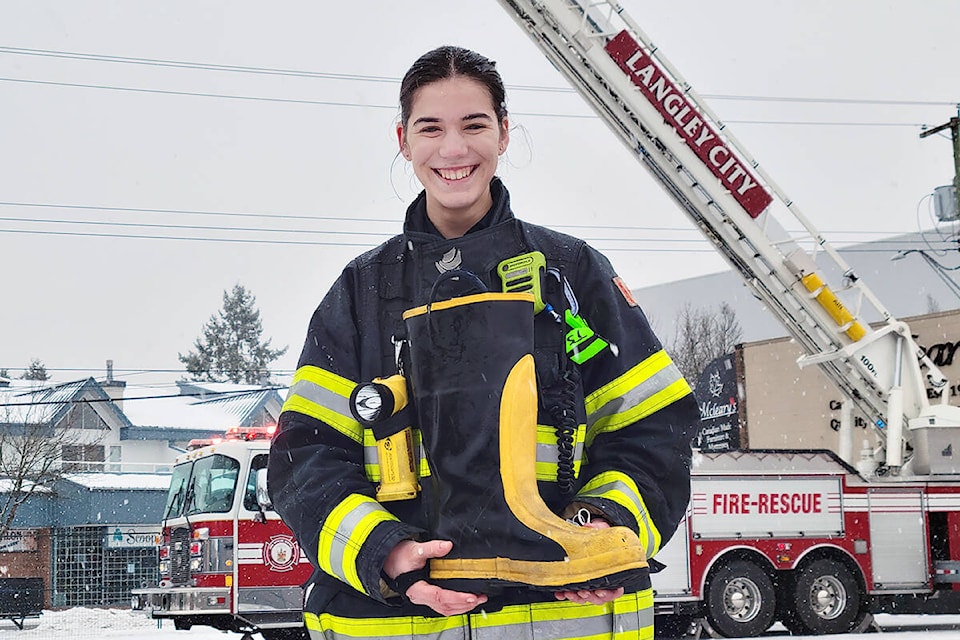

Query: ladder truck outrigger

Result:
[496,1,960,637]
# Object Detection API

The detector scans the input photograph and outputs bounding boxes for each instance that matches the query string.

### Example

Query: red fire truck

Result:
[652,449,960,637]
[131,426,310,640]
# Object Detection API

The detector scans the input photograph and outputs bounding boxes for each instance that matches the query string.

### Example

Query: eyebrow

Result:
[412,112,494,127]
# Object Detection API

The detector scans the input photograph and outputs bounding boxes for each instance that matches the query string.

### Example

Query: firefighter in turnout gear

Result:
[268,46,699,640]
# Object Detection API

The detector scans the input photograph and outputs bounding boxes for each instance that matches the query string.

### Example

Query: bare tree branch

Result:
[0,397,106,539]
[666,302,743,383]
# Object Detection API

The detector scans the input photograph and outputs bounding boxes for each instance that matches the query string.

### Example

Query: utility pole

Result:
[920,106,960,221]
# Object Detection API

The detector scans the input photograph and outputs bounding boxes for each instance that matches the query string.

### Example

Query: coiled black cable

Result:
[551,366,581,499]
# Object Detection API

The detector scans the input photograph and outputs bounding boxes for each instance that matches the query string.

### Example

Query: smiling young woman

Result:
[269,45,699,640]
[397,75,508,238]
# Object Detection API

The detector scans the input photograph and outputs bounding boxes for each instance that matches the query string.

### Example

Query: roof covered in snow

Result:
[62,472,171,491]
[0,377,284,437]
[119,381,284,431]
[0,377,130,427]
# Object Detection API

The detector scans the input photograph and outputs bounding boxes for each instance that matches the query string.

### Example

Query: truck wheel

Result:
[789,558,865,635]
[704,559,776,638]
[172,618,192,630]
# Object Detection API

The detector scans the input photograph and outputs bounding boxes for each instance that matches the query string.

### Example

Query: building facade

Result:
[0,375,284,608]
[696,309,960,464]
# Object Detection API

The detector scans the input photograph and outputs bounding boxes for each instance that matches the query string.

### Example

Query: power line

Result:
[0,386,289,408]
[0,215,395,239]
[0,200,399,225]
[0,76,940,128]
[0,46,401,84]
[0,226,949,257]
[0,215,942,243]
[0,200,928,237]
[0,227,380,247]
[0,76,397,110]
[702,94,956,108]
[1,46,955,108]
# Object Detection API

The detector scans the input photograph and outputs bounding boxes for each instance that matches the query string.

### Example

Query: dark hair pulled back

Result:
[399,46,508,129]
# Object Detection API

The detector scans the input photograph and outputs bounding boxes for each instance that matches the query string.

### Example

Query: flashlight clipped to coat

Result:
[349,375,420,502]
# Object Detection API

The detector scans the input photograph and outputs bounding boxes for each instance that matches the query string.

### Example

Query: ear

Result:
[397,124,411,160]
[498,119,510,156]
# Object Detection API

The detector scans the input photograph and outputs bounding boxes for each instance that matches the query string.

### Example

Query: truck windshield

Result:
[163,454,241,518]
[163,463,192,519]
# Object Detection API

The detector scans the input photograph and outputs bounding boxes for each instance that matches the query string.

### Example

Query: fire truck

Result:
[130,426,311,640]
[494,0,960,637]
[134,2,960,638]
[650,449,960,637]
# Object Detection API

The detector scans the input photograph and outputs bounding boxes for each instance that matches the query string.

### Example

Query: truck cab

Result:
[131,427,310,640]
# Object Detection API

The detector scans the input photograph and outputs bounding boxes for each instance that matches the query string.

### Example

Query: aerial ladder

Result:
[496,0,960,478]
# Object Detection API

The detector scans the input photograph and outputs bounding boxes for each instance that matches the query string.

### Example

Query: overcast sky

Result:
[1,1,959,385]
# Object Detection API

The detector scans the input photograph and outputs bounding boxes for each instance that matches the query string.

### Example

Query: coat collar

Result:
[402,178,514,243]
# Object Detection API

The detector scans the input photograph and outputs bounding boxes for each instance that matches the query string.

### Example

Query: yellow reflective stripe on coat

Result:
[283,365,363,443]
[365,424,582,484]
[304,588,654,639]
[304,609,467,639]
[317,494,396,592]
[535,423,585,481]
[363,428,431,482]
[584,350,691,446]
[578,471,662,557]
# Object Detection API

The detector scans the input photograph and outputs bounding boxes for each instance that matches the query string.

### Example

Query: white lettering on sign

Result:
[699,399,738,420]
[605,31,773,218]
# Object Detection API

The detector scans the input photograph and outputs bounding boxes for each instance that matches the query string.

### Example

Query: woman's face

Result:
[398,76,508,238]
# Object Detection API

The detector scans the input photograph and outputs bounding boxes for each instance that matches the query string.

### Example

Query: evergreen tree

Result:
[20,358,49,381]
[179,284,287,384]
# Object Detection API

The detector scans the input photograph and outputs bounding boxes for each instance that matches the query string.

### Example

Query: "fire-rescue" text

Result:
[712,492,823,514]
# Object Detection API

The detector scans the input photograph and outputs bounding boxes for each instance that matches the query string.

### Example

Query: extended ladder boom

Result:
[497,0,960,476]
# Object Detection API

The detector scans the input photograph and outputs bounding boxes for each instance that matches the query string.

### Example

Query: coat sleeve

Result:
[267,263,424,603]
[566,244,699,559]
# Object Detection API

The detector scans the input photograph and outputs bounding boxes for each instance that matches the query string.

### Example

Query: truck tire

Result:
[788,558,865,635]
[173,618,192,630]
[704,559,776,638]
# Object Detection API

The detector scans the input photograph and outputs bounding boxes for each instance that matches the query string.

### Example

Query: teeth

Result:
[437,167,473,180]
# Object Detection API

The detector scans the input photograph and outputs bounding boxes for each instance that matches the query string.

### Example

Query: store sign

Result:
[105,526,161,549]
[0,530,38,552]
[694,354,741,452]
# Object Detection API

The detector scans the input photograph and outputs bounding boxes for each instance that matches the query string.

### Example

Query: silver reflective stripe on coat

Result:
[587,362,683,427]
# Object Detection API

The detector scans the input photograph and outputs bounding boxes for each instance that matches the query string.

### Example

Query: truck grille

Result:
[169,527,191,585]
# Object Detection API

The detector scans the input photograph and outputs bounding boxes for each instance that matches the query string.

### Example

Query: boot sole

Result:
[431,548,649,591]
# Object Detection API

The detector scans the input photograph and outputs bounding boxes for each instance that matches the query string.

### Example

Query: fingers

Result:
[383,539,453,578]
[406,580,488,617]
[419,539,453,560]
[554,586,624,605]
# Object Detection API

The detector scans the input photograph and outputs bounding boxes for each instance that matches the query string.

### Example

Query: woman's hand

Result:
[553,518,625,605]
[383,539,488,616]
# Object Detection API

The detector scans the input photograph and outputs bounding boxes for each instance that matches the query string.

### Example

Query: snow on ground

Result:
[1,608,960,639]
